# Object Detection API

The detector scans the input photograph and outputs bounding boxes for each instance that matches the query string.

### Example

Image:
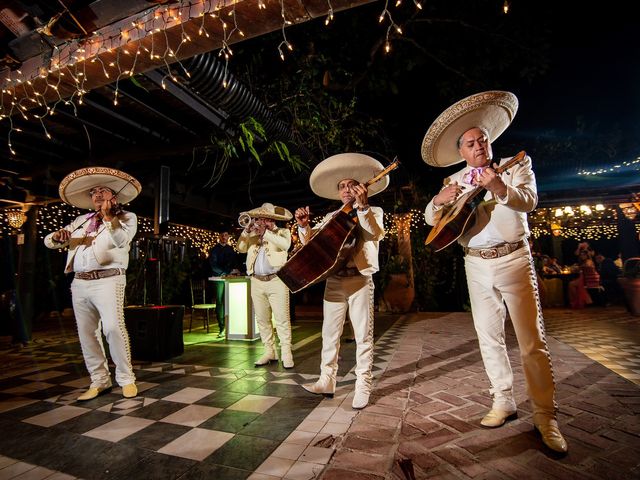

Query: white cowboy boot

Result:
[255,344,278,366]
[352,382,371,410]
[281,345,294,369]
[301,375,336,398]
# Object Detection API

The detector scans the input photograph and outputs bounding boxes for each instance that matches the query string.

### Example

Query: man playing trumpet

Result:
[237,203,294,368]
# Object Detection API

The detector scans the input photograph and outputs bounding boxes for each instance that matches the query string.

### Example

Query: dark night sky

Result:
[503,3,639,199]
[295,0,640,204]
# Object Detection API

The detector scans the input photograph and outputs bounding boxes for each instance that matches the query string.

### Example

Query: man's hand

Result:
[52,229,70,243]
[99,197,117,222]
[476,163,507,198]
[433,181,462,206]
[295,206,310,227]
[350,183,369,209]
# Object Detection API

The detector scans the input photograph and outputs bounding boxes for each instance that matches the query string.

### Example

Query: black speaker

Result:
[124,305,184,361]
[154,165,170,235]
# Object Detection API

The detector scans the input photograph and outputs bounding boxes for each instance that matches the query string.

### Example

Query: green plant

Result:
[623,257,640,278]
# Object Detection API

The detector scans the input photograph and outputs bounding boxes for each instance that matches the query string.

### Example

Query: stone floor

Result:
[0,304,639,479]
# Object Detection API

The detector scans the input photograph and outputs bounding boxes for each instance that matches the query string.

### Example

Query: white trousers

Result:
[71,275,135,388]
[321,275,375,392]
[250,276,291,349]
[464,246,557,419]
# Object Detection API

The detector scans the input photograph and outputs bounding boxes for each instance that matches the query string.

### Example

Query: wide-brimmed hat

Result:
[421,91,518,167]
[309,153,389,200]
[59,166,142,210]
[241,202,293,221]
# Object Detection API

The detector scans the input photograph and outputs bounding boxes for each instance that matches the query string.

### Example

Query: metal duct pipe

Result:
[183,52,294,143]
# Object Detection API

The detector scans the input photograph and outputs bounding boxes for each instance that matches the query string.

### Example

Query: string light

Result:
[277,0,294,61]
[0,0,420,151]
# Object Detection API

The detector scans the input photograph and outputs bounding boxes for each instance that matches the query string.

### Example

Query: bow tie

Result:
[86,214,101,234]
[463,167,485,186]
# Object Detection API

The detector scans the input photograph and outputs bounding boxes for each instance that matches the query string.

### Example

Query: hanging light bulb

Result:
[579,205,592,215]
[6,210,27,229]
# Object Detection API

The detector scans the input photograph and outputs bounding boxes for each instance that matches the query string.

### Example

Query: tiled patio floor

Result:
[1,305,639,479]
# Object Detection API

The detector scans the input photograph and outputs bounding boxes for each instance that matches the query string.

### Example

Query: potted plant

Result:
[380,254,414,313]
[618,257,640,316]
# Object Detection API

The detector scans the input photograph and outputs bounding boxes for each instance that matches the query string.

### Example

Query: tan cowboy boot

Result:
[534,417,568,453]
[480,408,518,427]
[481,395,517,427]
[122,383,138,398]
[77,382,112,401]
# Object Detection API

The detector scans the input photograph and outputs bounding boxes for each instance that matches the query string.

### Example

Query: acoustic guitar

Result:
[425,150,527,252]
[278,159,400,293]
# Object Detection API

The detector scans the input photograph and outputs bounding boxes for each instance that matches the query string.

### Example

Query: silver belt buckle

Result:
[480,248,498,259]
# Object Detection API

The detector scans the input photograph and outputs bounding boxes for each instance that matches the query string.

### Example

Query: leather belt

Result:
[464,240,526,259]
[334,267,361,277]
[74,268,126,280]
[253,273,278,281]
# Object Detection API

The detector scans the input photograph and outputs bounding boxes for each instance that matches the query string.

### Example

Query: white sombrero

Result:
[421,91,519,167]
[59,166,142,210]
[241,202,293,221]
[309,153,389,200]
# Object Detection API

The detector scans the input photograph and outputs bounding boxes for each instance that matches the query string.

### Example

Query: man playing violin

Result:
[44,168,141,401]
[295,153,387,410]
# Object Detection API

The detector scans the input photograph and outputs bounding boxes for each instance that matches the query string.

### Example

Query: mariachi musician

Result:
[44,167,140,401]
[422,91,567,453]
[236,203,294,369]
[295,153,387,410]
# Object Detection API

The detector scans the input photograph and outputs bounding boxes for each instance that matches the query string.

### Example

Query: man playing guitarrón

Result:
[296,153,387,410]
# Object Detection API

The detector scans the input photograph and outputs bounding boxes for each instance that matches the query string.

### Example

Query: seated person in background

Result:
[574,241,594,260]
[543,256,563,275]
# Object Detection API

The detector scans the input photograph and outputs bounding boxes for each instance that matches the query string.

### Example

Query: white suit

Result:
[425,154,557,421]
[237,227,292,355]
[299,206,385,394]
[44,211,137,389]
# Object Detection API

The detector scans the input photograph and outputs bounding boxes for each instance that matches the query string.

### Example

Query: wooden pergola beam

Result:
[1,0,374,110]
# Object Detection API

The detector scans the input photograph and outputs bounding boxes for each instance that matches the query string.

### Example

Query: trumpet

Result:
[238,213,254,229]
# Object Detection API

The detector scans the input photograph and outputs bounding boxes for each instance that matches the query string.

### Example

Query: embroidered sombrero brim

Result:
[421,91,518,167]
[310,153,389,200]
[241,203,293,221]
[59,167,142,210]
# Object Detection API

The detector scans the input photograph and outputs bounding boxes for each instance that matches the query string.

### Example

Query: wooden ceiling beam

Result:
[1,0,374,111]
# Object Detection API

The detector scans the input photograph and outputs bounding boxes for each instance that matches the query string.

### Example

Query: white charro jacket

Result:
[237,227,292,274]
[424,154,537,247]
[299,206,385,276]
[44,211,137,272]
